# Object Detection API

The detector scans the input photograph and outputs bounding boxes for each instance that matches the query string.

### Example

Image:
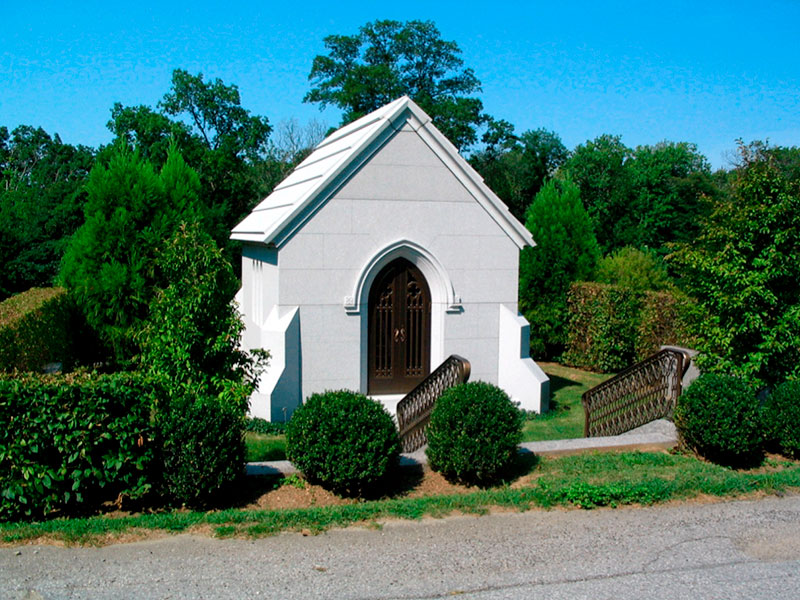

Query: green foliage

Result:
[59,143,203,363]
[305,19,486,150]
[626,141,715,249]
[564,136,713,253]
[519,179,600,358]
[564,282,695,372]
[136,223,265,505]
[160,69,272,162]
[564,283,641,372]
[669,141,800,386]
[155,384,248,506]
[138,223,265,392]
[0,287,73,372]
[764,380,800,459]
[0,372,157,520]
[4,452,800,543]
[286,390,400,495]
[635,289,698,360]
[470,126,568,221]
[108,68,273,241]
[426,382,524,486]
[594,246,672,292]
[563,134,632,252]
[673,373,763,467]
[245,417,287,435]
[549,480,670,509]
[0,125,94,299]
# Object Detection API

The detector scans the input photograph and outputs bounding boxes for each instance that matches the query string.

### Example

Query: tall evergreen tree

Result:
[60,142,204,363]
[520,179,600,358]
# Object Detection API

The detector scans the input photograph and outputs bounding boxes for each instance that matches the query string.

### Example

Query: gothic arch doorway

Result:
[368,258,431,394]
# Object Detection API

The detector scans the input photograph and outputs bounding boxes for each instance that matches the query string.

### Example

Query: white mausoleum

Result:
[232,97,549,421]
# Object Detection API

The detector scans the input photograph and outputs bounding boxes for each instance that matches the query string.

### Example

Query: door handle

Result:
[394,328,406,343]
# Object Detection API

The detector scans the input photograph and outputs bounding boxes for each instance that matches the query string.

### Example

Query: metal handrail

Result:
[582,348,689,437]
[396,354,471,452]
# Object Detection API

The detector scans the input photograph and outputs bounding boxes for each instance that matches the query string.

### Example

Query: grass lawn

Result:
[522,362,612,442]
[3,451,799,545]
[244,362,612,459]
[245,432,287,462]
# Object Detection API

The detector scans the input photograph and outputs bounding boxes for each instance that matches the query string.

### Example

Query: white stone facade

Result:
[233,97,549,421]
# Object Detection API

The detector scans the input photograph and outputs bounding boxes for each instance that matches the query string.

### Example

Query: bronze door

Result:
[368,258,431,394]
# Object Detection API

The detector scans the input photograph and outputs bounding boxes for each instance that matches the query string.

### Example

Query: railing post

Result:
[396,354,470,452]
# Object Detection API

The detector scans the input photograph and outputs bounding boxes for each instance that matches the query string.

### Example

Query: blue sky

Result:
[2,0,798,168]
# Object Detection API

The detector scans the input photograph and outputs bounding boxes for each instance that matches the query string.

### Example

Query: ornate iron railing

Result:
[582,348,691,437]
[396,354,471,452]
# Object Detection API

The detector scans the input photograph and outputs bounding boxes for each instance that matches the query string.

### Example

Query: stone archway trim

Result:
[343,239,462,315]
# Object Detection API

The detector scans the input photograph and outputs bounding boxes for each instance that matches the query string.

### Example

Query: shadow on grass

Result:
[548,372,583,395]
[501,449,541,484]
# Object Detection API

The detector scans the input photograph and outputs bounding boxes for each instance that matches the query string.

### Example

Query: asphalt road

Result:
[3,494,800,599]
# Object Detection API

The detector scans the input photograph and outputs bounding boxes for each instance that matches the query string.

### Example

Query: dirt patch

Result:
[245,467,475,511]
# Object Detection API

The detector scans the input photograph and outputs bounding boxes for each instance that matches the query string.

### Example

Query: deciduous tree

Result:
[0,126,94,299]
[471,125,568,221]
[670,141,800,386]
[305,19,486,150]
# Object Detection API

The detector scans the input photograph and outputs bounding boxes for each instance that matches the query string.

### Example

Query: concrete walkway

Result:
[246,419,678,477]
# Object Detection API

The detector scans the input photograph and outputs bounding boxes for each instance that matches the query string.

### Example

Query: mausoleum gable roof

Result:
[231,96,533,249]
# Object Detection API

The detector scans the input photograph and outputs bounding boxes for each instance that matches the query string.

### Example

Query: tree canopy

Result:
[470,125,568,221]
[0,126,94,300]
[670,141,800,386]
[563,135,714,253]
[107,69,273,242]
[305,19,486,150]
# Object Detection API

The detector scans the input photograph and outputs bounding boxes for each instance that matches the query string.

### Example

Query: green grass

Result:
[522,362,612,442]
[3,451,799,545]
[245,432,287,462]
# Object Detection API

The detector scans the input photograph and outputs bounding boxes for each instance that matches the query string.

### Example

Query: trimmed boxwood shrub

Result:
[764,380,800,459]
[0,287,73,372]
[155,383,249,507]
[285,390,400,495]
[673,373,763,467]
[426,382,524,486]
[0,372,157,520]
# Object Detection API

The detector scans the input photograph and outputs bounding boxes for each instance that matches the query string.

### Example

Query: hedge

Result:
[0,287,74,372]
[0,372,159,520]
[564,282,696,372]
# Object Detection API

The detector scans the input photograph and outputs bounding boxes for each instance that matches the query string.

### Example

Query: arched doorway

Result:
[368,258,431,394]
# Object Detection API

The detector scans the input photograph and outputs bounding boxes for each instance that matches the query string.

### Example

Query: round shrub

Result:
[764,380,800,459]
[673,373,763,467]
[285,390,400,495]
[426,382,523,486]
